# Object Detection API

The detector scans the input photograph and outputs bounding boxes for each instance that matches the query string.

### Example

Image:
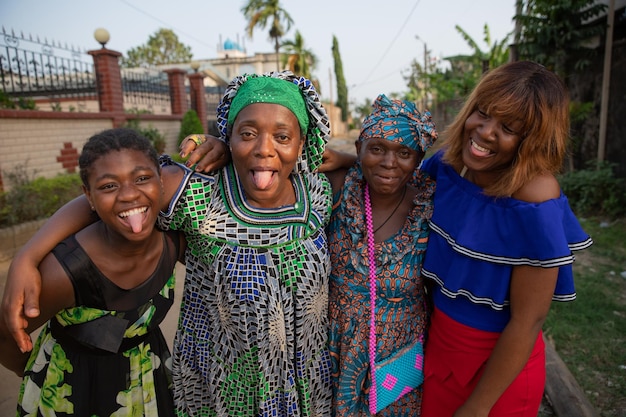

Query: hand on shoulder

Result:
[512,173,560,203]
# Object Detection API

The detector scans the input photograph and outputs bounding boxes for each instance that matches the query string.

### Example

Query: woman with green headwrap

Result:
[3,71,333,416]
[166,93,436,416]
[324,94,437,416]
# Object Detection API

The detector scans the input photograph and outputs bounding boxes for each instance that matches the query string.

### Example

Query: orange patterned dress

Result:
[327,165,435,416]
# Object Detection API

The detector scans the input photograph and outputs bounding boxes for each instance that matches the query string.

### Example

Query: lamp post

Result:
[93,28,110,49]
[190,61,200,73]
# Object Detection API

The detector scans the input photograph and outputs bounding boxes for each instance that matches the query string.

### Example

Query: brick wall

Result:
[0,111,182,191]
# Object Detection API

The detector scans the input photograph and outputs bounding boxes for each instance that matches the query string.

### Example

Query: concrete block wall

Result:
[0,117,112,186]
[0,113,181,191]
[0,219,46,261]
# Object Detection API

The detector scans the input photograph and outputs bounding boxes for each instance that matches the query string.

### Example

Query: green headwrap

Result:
[217,71,330,173]
[227,76,309,134]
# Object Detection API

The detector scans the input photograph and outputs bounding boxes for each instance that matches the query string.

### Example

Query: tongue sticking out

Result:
[252,171,274,190]
[127,212,144,234]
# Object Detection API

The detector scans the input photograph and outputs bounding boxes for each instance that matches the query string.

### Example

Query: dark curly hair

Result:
[79,128,160,188]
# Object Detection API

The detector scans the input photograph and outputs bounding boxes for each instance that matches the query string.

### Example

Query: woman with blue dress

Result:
[419,61,592,417]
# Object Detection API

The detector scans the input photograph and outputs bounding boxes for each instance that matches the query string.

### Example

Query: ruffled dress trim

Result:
[421,151,592,332]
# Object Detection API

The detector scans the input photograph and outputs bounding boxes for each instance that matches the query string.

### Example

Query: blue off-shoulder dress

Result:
[421,150,593,333]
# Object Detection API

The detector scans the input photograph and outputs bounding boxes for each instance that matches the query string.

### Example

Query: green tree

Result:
[242,0,294,71]
[354,97,374,127]
[281,30,317,80]
[514,0,607,77]
[332,35,349,122]
[404,24,510,123]
[446,24,511,81]
[178,109,205,147]
[123,29,192,68]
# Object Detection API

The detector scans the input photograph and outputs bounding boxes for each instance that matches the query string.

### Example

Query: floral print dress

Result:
[17,230,180,417]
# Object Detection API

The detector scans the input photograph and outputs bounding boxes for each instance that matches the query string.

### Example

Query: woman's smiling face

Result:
[84,149,162,241]
[462,107,524,179]
[357,137,421,196]
[229,103,304,208]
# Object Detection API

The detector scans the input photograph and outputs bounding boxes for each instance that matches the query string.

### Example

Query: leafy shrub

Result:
[559,161,626,219]
[0,171,83,228]
[178,109,204,147]
[0,90,37,110]
[124,119,166,154]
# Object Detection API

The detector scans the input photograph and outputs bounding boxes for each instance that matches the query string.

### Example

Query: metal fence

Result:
[0,28,96,109]
[0,27,175,113]
[121,68,171,114]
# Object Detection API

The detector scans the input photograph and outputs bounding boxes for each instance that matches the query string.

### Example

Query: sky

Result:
[1,0,518,106]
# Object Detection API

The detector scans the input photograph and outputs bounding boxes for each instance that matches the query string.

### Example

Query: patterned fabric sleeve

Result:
[157,155,217,234]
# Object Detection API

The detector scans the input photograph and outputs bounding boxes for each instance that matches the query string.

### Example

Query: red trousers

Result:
[421,308,545,417]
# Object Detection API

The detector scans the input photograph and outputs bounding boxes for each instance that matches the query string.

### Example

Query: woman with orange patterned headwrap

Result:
[324,94,437,416]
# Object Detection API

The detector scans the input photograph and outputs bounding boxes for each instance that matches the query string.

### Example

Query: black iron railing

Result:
[0,28,96,109]
[121,68,171,114]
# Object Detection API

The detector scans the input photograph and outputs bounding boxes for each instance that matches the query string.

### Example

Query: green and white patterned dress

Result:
[18,230,179,417]
[157,159,333,417]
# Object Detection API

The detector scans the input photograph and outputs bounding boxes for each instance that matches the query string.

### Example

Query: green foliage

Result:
[568,100,595,166]
[353,97,374,128]
[0,90,37,110]
[178,110,204,147]
[543,217,626,415]
[514,0,607,77]
[558,161,626,219]
[445,24,510,84]
[281,30,317,81]
[405,23,510,114]
[446,24,512,79]
[0,164,82,228]
[124,119,167,154]
[332,36,349,122]
[122,28,193,68]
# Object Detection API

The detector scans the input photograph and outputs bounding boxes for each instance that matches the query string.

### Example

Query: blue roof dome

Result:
[223,38,243,51]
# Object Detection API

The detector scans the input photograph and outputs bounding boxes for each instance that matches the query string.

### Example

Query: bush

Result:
[124,119,166,154]
[559,161,626,219]
[178,109,204,147]
[0,171,83,228]
[0,90,37,110]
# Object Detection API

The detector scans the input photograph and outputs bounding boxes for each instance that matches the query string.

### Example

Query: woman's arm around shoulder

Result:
[0,251,74,375]
[1,196,96,352]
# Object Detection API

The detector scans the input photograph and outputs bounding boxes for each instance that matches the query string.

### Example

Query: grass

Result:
[542,217,626,417]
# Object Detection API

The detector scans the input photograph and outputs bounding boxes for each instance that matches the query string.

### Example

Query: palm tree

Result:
[281,30,317,80]
[241,0,294,71]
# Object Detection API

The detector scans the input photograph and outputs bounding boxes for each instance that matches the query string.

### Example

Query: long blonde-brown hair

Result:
[442,61,570,197]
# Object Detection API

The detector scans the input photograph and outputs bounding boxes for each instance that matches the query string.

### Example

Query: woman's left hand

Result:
[179,134,230,173]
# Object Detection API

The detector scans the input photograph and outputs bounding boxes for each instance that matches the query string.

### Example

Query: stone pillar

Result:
[188,72,207,134]
[88,48,124,114]
[165,69,188,116]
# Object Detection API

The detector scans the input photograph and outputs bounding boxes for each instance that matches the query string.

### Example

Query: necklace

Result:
[372,185,407,234]
[364,184,379,413]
